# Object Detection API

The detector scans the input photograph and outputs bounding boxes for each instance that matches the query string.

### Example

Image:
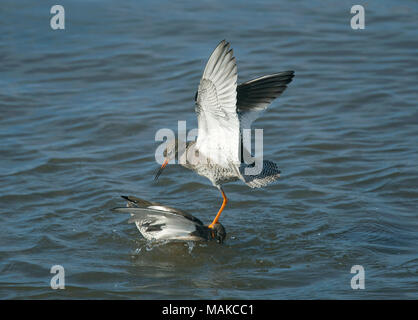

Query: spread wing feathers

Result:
[195,40,240,165]
[237,71,294,130]
[120,195,204,225]
[233,160,281,188]
[114,207,203,241]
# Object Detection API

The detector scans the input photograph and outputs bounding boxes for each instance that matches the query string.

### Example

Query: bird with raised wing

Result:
[155,40,294,229]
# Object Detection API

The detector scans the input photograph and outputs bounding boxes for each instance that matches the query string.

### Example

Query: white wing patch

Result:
[115,207,199,241]
[134,214,197,241]
[195,40,240,166]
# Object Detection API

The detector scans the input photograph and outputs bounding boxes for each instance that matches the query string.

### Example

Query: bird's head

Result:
[209,223,227,244]
[154,139,178,181]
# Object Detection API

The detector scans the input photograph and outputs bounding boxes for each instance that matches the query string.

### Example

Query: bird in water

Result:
[114,196,226,243]
[155,40,294,230]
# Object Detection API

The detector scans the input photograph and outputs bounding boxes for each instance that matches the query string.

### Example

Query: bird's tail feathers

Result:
[235,160,281,188]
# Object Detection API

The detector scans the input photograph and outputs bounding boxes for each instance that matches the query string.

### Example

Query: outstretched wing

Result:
[237,71,294,130]
[195,40,240,166]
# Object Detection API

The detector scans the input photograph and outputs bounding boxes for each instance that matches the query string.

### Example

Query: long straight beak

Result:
[154,158,169,181]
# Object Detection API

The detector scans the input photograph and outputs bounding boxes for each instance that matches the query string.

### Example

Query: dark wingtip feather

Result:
[237,70,295,115]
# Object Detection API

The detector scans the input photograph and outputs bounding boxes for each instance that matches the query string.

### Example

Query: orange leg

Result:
[208,188,228,229]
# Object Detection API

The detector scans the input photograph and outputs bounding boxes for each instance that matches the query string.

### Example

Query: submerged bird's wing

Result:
[237,71,294,131]
[114,207,205,240]
[194,40,240,166]
[120,196,205,225]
